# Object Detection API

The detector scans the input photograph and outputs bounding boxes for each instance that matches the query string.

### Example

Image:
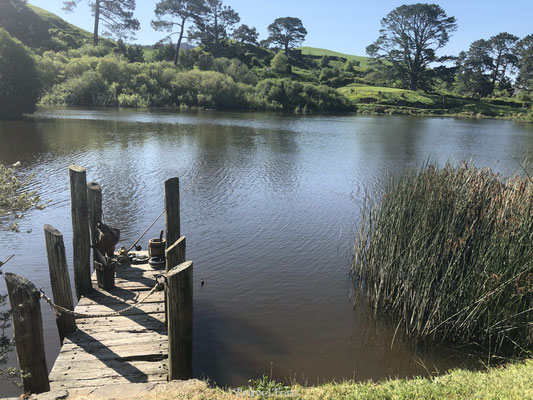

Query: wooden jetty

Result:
[4,166,192,395]
[48,254,168,391]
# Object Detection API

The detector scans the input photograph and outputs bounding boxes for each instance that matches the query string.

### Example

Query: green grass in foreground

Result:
[299,46,370,67]
[136,360,533,399]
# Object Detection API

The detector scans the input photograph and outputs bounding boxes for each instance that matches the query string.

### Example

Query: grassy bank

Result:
[338,84,532,120]
[117,360,533,399]
[351,163,533,358]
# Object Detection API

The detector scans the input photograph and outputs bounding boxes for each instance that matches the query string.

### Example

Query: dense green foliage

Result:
[1,1,533,118]
[39,51,350,112]
[352,163,533,358]
[367,4,457,91]
[0,29,42,119]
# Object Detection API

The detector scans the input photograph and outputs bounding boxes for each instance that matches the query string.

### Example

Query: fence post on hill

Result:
[167,261,193,380]
[87,182,102,266]
[69,165,92,300]
[44,224,77,344]
[4,273,50,394]
[164,178,180,249]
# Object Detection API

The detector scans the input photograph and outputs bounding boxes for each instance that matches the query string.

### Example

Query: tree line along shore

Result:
[0,1,533,120]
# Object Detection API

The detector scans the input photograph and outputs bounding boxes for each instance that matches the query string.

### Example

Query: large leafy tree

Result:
[367,3,457,91]
[63,0,140,45]
[151,0,206,66]
[187,0,240,57]
[0,29,41,120]
[516,34,533,90]
[266,17,307,55]
[233,24,259,45]
[455,40,493,97]
[487,32,518,92]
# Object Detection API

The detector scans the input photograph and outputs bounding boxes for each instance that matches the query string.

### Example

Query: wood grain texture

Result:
[48,256,169,391]
[164,178,180,249]
[44,224,77,343]
[5,273,50,394]
[69,165,92,299]
[167,261,193,380]
[87,182,102,265]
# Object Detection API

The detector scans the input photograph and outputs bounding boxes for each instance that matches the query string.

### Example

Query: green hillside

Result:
[0,2,94,52]
[28,4,93,41]
[299,46,369,67]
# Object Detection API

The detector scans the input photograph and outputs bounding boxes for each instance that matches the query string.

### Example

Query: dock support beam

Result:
[167,261,193,380]
[44,225,77,343]
[69,165,92,300]
[164,178,180,250]
[87,182,102,266]
[4,273,50,394]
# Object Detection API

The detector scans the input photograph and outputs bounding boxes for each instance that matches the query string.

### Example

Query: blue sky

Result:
[29,0,533,56]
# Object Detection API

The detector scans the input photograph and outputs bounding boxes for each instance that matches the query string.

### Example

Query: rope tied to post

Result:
[40,274,167,319]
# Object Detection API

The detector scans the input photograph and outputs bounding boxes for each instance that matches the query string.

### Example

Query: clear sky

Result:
[28,0,533,56]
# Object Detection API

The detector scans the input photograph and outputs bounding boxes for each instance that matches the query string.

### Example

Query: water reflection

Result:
[0,108,532,396]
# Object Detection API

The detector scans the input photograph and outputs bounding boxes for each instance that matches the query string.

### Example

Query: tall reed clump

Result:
[351,162,533,358]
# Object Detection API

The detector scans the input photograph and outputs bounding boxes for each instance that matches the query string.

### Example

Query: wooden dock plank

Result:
[49,255,169,391]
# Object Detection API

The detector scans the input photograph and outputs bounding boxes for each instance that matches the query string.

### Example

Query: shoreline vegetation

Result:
[0,3,532,121]
[30,360,533,399]
[352,163,533,359]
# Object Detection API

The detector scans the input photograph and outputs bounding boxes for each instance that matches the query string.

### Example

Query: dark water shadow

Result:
[193,298,290,387]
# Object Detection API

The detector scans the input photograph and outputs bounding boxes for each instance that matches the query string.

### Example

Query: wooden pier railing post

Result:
[164,237,186,324]
[44,224,77,343]
[69,165,92,300]
[165,236,186,273]
[167,261,193,380]
[4,273,50,394]
[87,182,102,265]
[164,178,180,249]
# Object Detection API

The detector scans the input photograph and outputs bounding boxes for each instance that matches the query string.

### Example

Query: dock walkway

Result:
[48,256,168,391]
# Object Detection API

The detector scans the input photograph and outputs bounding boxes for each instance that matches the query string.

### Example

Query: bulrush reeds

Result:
[351,162,533,357]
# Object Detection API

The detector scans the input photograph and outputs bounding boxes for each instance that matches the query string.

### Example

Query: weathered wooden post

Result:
[165,236,186,273]
[167,261,193,380]
[87,182,102,265]
[44,225,77,343]
[69,165,92,300]
[164,236,186,324]
[4,273,50,394]
[164,178,180,250]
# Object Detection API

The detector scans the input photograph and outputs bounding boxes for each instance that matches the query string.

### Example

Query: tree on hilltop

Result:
[367,3,457,91]
[233,24,259,45]
[187,0,240,57]
[267,17,307,55]
[151,0,206,66]
[63,0,140,45]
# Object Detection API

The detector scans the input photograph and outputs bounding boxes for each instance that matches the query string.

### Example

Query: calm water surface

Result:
[1,108,532,396]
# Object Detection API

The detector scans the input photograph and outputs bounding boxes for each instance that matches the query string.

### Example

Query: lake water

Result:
[1,108,532,396]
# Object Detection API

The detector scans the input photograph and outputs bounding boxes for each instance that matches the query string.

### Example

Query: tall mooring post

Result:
[4,273,50,394]
[87,181,102,265]
[167,261,193,380]
[164,177,180,249]
[44,224,77,343]
[69,165,92,299]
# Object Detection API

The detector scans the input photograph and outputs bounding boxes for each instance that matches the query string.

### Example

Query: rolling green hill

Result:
[0,2,94,52]
[299,46,370,67]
